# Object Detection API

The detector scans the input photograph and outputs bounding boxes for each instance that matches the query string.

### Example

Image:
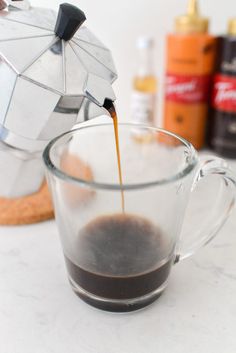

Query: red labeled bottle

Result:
[163,0,217,149]
[208,19,236,158]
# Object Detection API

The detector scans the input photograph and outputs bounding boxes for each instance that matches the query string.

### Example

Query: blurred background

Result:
[31,0,236,121]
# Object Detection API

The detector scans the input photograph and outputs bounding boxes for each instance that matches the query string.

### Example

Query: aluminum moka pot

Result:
[0,1,117,198]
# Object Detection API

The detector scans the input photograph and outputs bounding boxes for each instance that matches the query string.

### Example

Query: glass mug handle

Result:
[175,156,236,263]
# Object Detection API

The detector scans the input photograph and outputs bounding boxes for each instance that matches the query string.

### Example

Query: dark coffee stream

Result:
[104,99,125,212]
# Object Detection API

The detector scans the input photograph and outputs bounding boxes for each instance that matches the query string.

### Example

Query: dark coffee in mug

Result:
[65,213,173,312]
[64,101,173,312]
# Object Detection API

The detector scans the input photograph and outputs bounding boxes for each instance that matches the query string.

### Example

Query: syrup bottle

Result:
[208,19,236,158]
[163,0,217,149]
[130,37,157,127]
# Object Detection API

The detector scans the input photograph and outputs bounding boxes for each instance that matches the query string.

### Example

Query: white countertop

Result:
[0,162,236,353]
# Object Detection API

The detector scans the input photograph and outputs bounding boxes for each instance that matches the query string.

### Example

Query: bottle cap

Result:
[136,36,154,49]
[175,0,209,34]
[228,18,236,36]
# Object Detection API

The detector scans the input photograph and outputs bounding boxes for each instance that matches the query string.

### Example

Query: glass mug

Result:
[43,123,236,312]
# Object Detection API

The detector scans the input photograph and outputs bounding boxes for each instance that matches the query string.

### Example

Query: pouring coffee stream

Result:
[103,99,125,213]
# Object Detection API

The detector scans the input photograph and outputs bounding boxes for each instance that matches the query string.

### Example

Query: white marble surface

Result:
[0,163,236,353]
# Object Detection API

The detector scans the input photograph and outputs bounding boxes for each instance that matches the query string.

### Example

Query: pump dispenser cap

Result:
[228,18,236,36]
[175,0,209,34]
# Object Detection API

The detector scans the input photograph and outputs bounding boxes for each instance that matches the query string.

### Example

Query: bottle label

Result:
[165,73,211,104]
[130,91,155,124]
[212,74,236,113]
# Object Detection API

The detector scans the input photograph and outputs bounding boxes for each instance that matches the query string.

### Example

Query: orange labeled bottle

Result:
[163,0,217,149]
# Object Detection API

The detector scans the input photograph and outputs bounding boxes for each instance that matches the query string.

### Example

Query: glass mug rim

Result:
[43,123,198,191]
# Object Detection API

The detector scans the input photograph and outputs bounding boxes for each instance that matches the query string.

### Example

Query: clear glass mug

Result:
[43,123,236,312]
